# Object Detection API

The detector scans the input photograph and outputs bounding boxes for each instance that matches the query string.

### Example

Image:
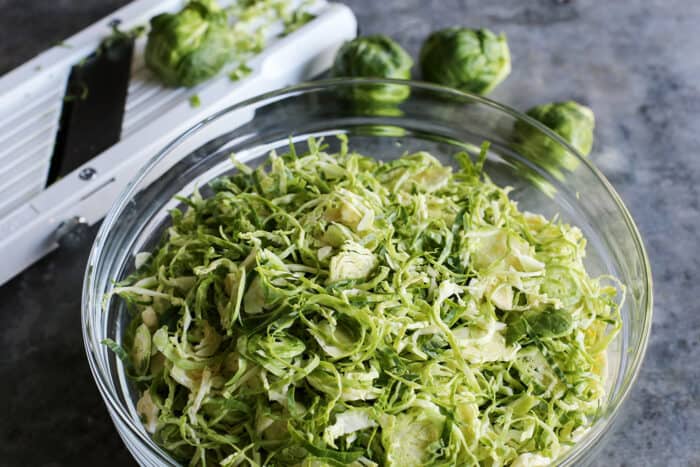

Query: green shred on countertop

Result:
[106,136,622,466]
[189,94,202,108]
[228,63,253,82]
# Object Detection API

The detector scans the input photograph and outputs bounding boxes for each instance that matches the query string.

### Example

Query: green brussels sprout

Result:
[419,27,511,95]
[514,101,595,175]
[524,100,595,157]
[330,35,413,104]
[145,0,234,87]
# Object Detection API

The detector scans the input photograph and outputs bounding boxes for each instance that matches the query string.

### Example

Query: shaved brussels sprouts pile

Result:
[107,137,621,466]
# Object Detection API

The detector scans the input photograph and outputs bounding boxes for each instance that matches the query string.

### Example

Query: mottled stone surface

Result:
[0,0,698,465]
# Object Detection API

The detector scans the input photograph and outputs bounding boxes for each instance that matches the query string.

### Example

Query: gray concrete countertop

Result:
[0,0,698,465]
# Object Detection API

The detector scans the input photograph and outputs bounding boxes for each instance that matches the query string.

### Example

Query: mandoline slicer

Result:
[0,0,357,286]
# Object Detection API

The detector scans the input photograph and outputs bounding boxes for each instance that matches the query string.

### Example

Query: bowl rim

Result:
[82,77,653,464]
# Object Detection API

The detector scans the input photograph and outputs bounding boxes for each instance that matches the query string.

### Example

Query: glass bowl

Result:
[82,79,652,466]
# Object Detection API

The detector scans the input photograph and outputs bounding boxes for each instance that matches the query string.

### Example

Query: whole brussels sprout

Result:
[145,0,234,87]
[514,101,595,174]
[514,101,595,179]
[330,35,413,104]
[419,27,511,95]
[524,101,595,156]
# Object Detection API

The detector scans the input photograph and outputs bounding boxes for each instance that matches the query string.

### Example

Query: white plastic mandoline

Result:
[0,0,357,285]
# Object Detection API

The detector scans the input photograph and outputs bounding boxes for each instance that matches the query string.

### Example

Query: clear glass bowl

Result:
[82,79,652,466]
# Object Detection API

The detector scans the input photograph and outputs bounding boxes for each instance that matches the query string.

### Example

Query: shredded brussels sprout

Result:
[145,0,316,87]
[109,137,622,466]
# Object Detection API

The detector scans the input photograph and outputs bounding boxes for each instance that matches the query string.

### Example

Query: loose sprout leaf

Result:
[528,309,574,338]
[506,309,574,345]
[106,137,623,466]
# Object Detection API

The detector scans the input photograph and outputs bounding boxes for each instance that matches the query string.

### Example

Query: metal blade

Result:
[47,28,134,184]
